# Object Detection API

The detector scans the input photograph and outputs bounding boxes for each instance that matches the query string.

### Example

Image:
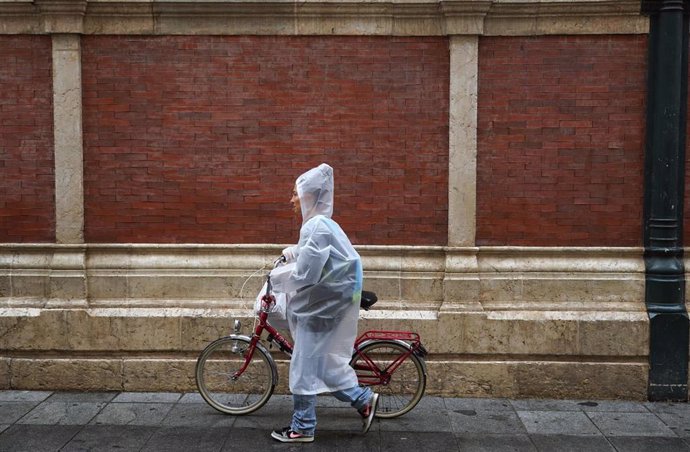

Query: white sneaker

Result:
[359,393,379,433]
[270,427,315,443]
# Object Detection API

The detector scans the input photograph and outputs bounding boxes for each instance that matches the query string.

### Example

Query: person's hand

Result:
[282,246,297,263]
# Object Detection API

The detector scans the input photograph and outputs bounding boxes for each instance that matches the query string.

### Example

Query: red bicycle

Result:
[195,258,428,418]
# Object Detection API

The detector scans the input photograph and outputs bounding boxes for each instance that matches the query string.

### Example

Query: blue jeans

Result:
[290,386,373,436]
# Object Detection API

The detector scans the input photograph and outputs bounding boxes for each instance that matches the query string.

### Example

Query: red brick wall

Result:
[476,35,646,246]
[82,36,448,245]
[0,36,55,243]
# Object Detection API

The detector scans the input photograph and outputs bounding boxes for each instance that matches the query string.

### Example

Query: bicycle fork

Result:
[228,319,282,385]
[229,320,263,381]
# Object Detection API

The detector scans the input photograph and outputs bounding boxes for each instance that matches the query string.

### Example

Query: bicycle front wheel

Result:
[350,340,426,418]
[195,336,276,415]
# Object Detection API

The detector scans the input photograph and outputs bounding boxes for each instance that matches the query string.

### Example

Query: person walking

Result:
[268,163,379,443]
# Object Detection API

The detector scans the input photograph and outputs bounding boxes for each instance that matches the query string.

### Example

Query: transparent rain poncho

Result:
[270,163,363,395]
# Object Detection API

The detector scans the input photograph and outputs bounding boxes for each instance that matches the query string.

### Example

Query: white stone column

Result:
[448,35,478,247]
[52,34,84,244]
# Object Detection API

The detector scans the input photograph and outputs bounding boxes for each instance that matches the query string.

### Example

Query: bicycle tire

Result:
[350,340,426,419]
[196,336,276,415]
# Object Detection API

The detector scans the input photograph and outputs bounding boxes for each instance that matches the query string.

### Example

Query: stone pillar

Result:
[443,36,480,312]
[50,34,87,305]
[52,34,84,244]
[448,35,478,247]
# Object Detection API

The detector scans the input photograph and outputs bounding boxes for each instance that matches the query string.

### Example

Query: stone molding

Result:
[0,0,647,35]
[36,0,86,33]
[0,244,645,312]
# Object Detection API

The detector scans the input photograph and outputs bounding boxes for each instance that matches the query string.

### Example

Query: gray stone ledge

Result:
[0,0,648,35]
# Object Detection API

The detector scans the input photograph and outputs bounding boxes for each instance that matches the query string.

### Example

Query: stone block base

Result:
[0,244,653,399]
[0,307,649,400]
[2,355,647,401]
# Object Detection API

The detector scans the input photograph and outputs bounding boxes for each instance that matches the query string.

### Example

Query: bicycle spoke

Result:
[196,337,276,415]
[351,341,426,418]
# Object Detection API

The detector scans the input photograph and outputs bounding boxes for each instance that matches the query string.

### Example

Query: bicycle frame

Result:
[232,281,292,381]
[196,257,428,418]
[233,276,427,387]
[352,331,428,386]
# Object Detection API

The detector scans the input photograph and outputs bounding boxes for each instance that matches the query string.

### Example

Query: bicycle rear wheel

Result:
[350,340,426,418]
[195,336,276,415]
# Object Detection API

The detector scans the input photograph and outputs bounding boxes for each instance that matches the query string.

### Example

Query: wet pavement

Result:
[0,390,689,451]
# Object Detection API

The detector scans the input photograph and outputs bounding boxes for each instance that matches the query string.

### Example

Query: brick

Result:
[82,36,448,245]
[0,36,54,243]
[477,35,646,247]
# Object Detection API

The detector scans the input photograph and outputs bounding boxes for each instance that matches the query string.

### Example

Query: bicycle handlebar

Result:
[263,255,286,301]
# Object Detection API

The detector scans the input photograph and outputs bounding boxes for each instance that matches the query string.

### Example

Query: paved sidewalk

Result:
[0,391,689,451]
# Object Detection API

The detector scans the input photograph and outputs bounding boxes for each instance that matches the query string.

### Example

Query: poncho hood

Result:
[296,163,334,224]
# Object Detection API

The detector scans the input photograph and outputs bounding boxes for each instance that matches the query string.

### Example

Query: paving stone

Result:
[575,400,649,413]
[60,425,155,451]
[0,391,52,402]
[230,402,296,430]
[2,391,687,451]
[0,402,39,424]
[645,402,690,437]
[222,427,372,450]
[112,392,182,403]
[232,429,379,451]
[449,409,528,435]
[587,412,676,437]
[160,403,236,428]
[90,402,175,426]
[314,430,381,451]
[445,397,514,412]
[530,434,616,451]
[141,426,229,452]
[654,411,690,438]
[517,411,601,436]
[408,395,446,410]
[305,406,373,433]
[0,424,80,452]
[455,434,536,451]
[607,436,690,452]
[379,405,452,432]
[179,392,206,404]
[644,402,690,416]
[233,403,367,434]
[17,401,105,425]
[511,399,583,412]
[221,427,305,451]
[47,391,118,404]
[381,431,459,451]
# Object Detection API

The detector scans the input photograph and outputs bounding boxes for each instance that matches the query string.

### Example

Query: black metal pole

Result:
[641,0,690,401]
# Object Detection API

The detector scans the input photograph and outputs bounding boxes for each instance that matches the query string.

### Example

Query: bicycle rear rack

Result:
[357,330,420,343]
[355,330,428,358]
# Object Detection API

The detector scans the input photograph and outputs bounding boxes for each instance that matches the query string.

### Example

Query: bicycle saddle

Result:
[360,290,378,310]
